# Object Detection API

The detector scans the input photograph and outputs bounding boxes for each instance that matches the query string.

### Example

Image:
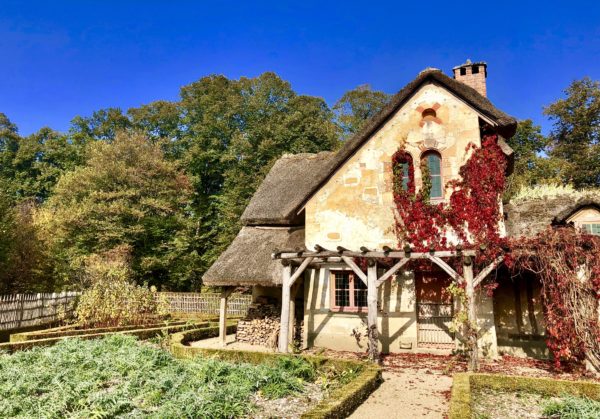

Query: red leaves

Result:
[391,134,506,258]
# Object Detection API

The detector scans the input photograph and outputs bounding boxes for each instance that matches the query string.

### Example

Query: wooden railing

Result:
[159,292,251,317]
[0,292,80,331]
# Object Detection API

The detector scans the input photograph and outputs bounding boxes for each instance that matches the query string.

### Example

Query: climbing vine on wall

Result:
[392,134,507,260]
[391,133,600,371]
[508,228,600,370]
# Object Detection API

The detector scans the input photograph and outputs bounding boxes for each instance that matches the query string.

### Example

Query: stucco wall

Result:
[303,265,418,353]
[305,82,485,250]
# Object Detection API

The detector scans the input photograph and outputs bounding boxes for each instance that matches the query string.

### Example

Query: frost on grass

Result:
[0,335,318,418]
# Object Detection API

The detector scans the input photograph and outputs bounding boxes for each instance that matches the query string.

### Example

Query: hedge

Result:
[170,326,382,418]
[0,322,208,353]
[449,373,600,418]
[9,320,199,342]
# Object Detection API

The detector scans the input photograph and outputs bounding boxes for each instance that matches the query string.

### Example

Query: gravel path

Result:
[349,368,452,418]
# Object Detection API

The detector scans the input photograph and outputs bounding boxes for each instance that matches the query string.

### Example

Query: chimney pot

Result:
[453,60,487,97]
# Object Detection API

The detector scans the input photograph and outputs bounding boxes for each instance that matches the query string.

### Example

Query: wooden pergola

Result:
[269,245,503,368]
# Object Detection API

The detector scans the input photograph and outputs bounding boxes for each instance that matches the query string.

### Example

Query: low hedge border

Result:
[0,322,208,353]
[10,320,198,342]
[449,373,600,418]
[170,326,382,419]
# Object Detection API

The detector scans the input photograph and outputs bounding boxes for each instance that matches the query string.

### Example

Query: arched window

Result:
[422,152,443,199]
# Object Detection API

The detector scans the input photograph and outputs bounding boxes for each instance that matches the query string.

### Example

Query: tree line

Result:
[0,72,598,292]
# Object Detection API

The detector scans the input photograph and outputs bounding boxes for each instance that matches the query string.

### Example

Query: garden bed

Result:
[171,326,383,418]
[0,334,331,418]
[0,321,207,353]
[9,319,199,342]
[449,373,600,418]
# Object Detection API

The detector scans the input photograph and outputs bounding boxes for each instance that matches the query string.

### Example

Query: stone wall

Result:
[305,82,487,251]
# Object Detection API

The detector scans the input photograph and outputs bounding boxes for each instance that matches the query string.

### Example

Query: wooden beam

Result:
[278,264,293,353]
[367,262,379,361]
[275,249,476,260]
[426,254,464,283]
[341,256,368,285]
[288,282,300,346]
[288,257,314,286]
[219,287,234,347]
[464,261,478,372]
[473,256,504,288]
[376,258,409,287]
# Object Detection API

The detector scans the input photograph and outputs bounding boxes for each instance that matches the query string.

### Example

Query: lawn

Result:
[0,335,321,418]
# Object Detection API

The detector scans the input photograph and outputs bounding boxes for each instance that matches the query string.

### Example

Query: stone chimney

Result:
[452,59,487,97]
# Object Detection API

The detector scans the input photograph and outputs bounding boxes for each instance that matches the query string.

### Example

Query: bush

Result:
[75,247,168,328]
[543,395,600,419]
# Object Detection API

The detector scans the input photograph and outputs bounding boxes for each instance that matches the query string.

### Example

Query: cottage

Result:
[204,61,600,360]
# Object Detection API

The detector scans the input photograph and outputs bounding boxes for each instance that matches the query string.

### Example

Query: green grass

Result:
[543,395,600,419]
[0,334,316,418]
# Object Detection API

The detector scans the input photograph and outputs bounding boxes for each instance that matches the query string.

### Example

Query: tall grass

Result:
[0,335,314,418]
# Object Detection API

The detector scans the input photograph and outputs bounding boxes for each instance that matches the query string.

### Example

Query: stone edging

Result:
[449,373,600,419]
[170,326,383,419]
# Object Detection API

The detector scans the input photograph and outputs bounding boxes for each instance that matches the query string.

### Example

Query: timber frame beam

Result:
[274,244,504,367]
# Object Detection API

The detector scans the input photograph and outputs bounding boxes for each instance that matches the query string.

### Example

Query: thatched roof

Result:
[202,226,306,286]
[242,68,516,227]
[241,152,334,226]
[505,193,600,238]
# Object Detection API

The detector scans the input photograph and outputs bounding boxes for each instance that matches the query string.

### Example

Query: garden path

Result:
[349,368,452,418]
[188,333,273,353]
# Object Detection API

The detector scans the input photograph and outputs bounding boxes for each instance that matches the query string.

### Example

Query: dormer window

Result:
[422,151,443,199]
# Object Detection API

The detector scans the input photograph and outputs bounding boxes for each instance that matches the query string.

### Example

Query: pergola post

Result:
[367,261,379,361]
[278,264,293,353]
[288,282,300,345]
[463,257,478,371]
[219,287,234,347]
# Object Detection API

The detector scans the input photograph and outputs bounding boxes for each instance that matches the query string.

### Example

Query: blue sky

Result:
[1,1,599,136]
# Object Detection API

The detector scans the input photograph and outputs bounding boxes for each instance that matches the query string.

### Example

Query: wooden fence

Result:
[0,292,80,331]
[159,292,252,316]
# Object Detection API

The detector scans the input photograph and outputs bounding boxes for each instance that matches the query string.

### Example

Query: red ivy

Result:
[391,134,600,369]
[392,134,507,260]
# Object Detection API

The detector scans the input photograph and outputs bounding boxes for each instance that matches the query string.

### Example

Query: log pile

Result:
[236,303,281,347]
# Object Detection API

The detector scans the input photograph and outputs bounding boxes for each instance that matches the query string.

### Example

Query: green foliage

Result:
[333,84,391,138]
[178,72,340,272]
[34,131,198,290]
[543,395,600,419]
[504,120,555,199]
[545,77,600,188]
[0,200,55,293]
[0,335,314,418]
[74,248,169,328]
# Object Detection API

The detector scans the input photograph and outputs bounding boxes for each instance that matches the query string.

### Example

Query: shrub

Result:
[75,247,168,328]
[543,395,600,419]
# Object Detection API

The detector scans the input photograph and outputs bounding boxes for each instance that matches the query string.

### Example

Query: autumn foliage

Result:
[392,134,600,370]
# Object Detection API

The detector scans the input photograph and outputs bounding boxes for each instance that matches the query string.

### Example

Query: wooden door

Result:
[416,271,455,348]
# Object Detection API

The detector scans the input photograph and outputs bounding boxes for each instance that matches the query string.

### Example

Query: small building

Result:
[203,61,600,358]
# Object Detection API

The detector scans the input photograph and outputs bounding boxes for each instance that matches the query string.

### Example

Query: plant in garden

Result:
[543,395,600,419]
[75,247,169,328]
[0,335,316,418]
